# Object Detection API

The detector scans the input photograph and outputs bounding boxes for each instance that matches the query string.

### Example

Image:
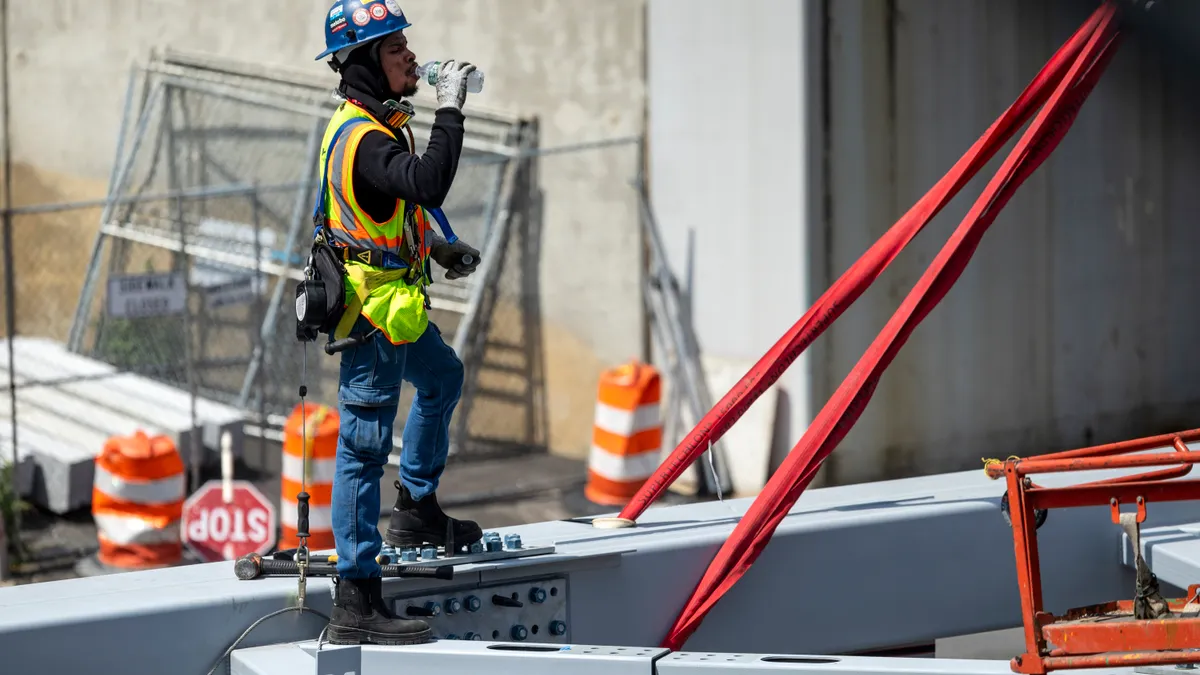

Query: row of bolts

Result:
[378,532,566,641]
[379,531,523,563]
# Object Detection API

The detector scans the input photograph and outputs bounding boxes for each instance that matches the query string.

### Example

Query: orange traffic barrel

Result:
[280,402,338,551]
[585,361,664,506]
[91,430,186,569]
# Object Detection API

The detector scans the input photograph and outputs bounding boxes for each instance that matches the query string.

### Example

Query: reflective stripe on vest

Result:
[318,102,431,267]
[318,102,434,345]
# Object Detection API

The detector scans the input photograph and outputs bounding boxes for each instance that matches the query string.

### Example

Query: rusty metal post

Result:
[999,429,1200,674]
[1008,464,1046,675]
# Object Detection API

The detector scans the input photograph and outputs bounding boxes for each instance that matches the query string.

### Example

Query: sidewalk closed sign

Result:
[107,272,187,319]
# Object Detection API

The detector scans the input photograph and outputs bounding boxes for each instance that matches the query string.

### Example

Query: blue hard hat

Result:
[317,0,411,61]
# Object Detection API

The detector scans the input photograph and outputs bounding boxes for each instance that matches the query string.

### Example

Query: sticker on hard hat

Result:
[330,17,347,33]
[329,5,344,19]
[385,0,404,17]
[352,7,370,25]
[369,3,387,20]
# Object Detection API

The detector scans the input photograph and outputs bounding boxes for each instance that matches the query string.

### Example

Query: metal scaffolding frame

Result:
[64,48,524,454]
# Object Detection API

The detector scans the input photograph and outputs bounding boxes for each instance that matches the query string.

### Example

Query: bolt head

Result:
[530,587,546,603]
[511,625,528,641]
[466,595,481,612]
[421,547,438,560]
[446,598,462,614]
[400,549,418,562]
[425,601,441,616]
[550,620,567,636]
[469,541,484,554]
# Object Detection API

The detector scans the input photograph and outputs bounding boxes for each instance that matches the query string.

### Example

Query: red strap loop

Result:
[654,1,1125,650]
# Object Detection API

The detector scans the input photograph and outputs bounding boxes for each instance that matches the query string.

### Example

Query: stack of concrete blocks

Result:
[0,337,247,514]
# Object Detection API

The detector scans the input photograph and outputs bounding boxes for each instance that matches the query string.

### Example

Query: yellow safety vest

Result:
[316,101,434,346]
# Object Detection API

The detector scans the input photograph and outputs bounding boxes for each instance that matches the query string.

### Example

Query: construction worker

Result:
[312,0,484,646]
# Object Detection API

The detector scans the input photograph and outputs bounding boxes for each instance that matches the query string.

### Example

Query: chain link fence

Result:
[0,48,671,579]
[67,49,522,424]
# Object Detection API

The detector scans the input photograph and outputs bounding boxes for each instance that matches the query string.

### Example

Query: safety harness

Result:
[295,96,460,352]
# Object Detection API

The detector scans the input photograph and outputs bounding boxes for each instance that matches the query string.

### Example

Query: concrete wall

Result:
[1,0,647,457]
[820,0,1200,485]
[648,0,1200,486]
[646,0,823,469]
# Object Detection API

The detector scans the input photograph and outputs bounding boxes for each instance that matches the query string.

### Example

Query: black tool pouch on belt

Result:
[295,225,348,342]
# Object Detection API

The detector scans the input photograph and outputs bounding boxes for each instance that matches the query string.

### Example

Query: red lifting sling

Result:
[640,0,1126,650]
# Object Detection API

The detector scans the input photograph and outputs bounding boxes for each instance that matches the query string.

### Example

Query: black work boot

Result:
[328,576,432,646]
[385,480,484,552]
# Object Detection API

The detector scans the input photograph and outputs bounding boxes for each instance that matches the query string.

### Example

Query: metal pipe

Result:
[165,88,202,495]
[447,124,523,456]
[3,179,316,216]
[1041,650,1200,670]
[236,119,323,408]
[634,179,732,496]
[252,183,266,468]
[160,74,513,159]
[459,135,643,166]
[156,75,335,121]
[1027,478,1200,511]
[450,137,517,356]
[98,221,303,281]
[1008,449,1200,476]
[0,0,18,569]
[66,82,166,352]
[984,429,1200,479]
[1056,436,1195,489]
[151,47,522,127]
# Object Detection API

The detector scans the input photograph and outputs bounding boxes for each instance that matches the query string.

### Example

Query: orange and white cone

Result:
[585,361,664,506]
[92,431,186,569]
[280,402,339,551]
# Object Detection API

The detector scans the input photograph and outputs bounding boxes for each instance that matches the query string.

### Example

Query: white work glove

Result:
[430,240,481,280]
[436,60,477,113]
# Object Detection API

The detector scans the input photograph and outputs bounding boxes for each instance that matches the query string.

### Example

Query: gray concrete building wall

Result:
[2,0,647,457]
[647,0,1200,486]
[819,0,1200,485]
[646,0,823,469]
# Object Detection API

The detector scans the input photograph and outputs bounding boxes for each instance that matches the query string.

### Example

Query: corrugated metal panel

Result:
[821,0,1200,485]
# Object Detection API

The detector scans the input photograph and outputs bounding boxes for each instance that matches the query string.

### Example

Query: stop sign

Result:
[182,480,277,563]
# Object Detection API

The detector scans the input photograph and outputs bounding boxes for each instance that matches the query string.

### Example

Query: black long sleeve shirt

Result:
[350,108,466,225]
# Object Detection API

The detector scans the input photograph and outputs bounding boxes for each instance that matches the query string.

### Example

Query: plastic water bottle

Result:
[415,61,484,93]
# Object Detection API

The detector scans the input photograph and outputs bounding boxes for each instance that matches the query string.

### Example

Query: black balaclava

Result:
[336,40,414,112]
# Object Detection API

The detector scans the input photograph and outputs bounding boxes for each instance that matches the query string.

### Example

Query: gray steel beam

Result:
[231,643,1145,675]
[1122,521,1200,594]
[6,455,1200,673]
[299,640,669,675]
[655,653,1134,675]
[230,643,316,675]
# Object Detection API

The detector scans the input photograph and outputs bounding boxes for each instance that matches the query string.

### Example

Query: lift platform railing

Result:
[986,429,1200,674]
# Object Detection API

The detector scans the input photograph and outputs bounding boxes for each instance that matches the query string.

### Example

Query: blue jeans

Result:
[331,315,464,579]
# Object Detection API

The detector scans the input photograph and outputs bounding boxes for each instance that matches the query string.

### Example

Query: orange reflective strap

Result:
[415,206,428,262]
